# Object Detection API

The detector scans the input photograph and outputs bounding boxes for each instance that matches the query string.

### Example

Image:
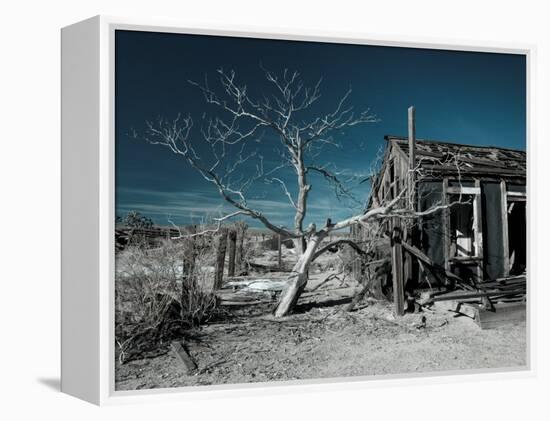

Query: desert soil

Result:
[115,298,526,391]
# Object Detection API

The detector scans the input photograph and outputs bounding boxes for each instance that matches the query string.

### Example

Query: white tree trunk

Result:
[274,231,327,317]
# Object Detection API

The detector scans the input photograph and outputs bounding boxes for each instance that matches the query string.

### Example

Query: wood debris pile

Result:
[418,274,526,329]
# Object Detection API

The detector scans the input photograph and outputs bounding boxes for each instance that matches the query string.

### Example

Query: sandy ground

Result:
[115,244,526,391]
[115,299,526,390]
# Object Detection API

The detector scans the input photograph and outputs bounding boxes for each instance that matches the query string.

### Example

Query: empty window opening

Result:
[449,194,477,258]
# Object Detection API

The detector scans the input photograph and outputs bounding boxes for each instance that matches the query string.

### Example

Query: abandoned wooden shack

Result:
[363,108,526,325]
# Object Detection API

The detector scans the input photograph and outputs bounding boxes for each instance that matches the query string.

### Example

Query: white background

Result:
[1,0,548,419]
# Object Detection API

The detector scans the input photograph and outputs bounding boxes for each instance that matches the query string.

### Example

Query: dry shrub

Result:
[115,235,219,363]
[259,234,294,251]
[246,238,264,259]
[314,252,345,273]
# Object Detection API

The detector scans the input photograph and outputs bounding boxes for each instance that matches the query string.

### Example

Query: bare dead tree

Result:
[137,67,449,317]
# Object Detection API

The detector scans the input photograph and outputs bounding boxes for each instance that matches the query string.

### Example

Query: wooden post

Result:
[501,180,510,276]
[391,227,405,316]
[214,227,228,289]
[227,229,237,277]
[235,222,247,274]
[474,179,484,283]
[408,106,416,209]
[171,341,197,374]
[404,106,416,288]
[183,226,196,278]
[442,178,451,272]
[277,233,282,270]
[351,224,361,282]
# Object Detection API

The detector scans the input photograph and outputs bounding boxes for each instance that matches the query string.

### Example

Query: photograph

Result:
[113,29,527,391]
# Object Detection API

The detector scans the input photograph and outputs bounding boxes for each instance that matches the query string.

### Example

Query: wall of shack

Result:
[416,179,509,284]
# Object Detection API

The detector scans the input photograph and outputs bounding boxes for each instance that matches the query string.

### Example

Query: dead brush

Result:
[115,237,219,363]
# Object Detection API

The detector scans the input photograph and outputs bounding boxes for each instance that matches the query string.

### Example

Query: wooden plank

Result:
[277,233,282,269]
[446,186,481,195]
[404,108,415,288]
[235,222,248,273]
[501,180,511,276]
[507,191,527,197]
[171,341,197,374]
[400,241,463,283]
[421,164,526,177]
[408,106,416,209]
[474,179,484,283]
[391,228,405,316]
[403,239,412,288]
[507,196,527,202]
[390,138,411,165]
[449,256,482,262]
[411,149,511,169]
[491,274,526,283]
[227,229,237,277]
[442,178,451,272]
[475,302,526,329]
[430,289,525,303]
[214,228,228,289]
[477,280,526,289]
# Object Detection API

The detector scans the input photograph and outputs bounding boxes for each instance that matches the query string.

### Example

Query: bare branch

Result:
[329,187,408,232]
[267,177,297,209]
[307,165,362,205]
[312,238,372,262]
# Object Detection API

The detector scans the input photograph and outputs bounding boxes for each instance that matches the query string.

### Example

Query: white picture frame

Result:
[61,15,534,405]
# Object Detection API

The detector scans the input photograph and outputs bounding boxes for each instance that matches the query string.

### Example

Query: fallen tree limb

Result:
[309,271,345,292]
[345,282,371,312]
[312,239,372,262]
[344,258,388,312]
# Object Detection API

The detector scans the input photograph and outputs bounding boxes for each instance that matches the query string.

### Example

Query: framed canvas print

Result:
[61,16,532,405]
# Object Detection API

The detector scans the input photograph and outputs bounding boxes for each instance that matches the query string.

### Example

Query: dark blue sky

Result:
[115,30,526,228]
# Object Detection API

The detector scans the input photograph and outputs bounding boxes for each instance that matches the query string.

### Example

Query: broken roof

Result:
[385,135,526,179]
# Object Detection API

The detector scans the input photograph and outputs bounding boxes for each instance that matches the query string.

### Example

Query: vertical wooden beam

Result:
[392,227,405,316]
[183,225,196,279]
[408,106,416,210]
[442,178,451,272]
[406,109,416,289]
[277,233,282,270]
[235,222,247,274]
[350,225,358,281]
[501,180,510,276]
[474,179,484,282]
[354,224,363,281]
[214,227,228,289]
[227,229,237,277]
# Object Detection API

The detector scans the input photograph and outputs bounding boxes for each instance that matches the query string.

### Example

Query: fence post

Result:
[214,227,228,289]
[182,226,197,320]
[351,224,362,282]
[227,229,237,277]
[392,227,405,316]
[278,233,282,270]
[235,223,247,274]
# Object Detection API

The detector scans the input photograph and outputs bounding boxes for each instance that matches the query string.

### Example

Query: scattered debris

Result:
[171,340,197,374]
[420,275,526,329]
[115,298,526,391]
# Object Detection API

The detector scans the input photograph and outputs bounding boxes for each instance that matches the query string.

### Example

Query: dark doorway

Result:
[508,200,526,275]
